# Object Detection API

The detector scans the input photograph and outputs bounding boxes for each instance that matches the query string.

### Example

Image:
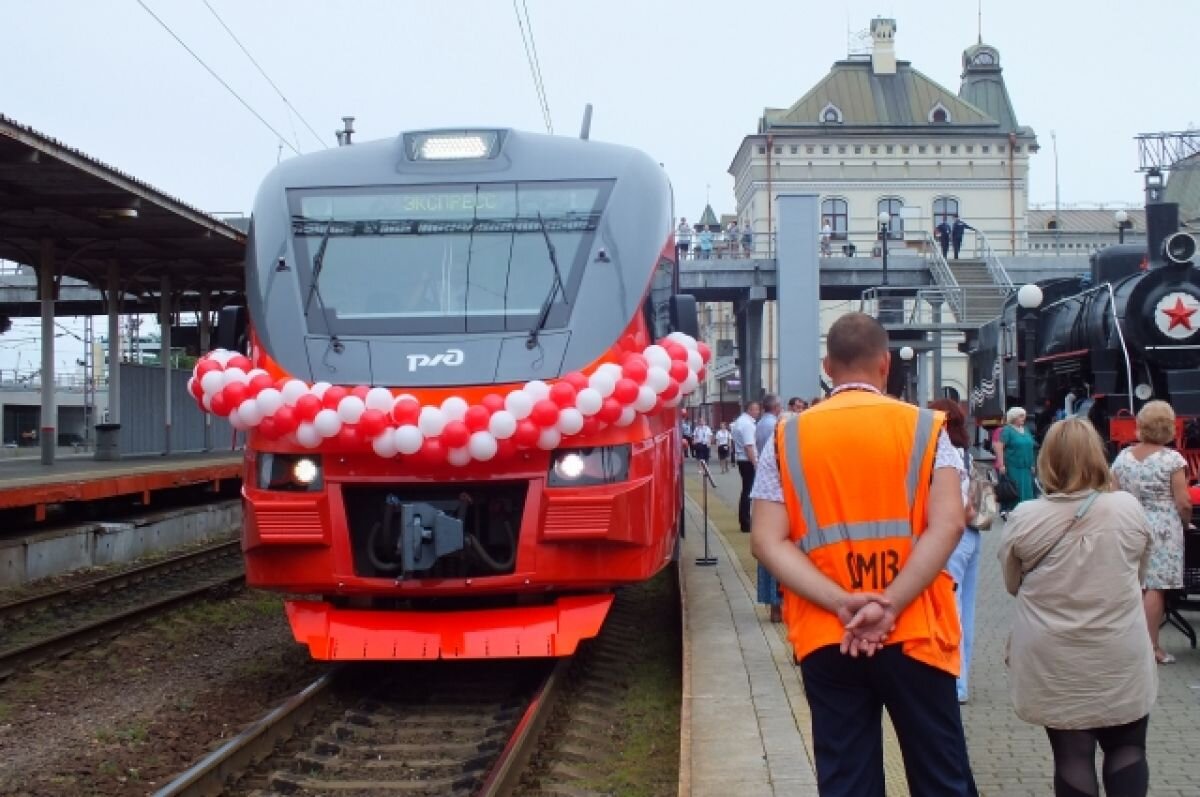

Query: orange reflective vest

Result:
[774,389,961,675]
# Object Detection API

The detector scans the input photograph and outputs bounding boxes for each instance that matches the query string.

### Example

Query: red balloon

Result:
[563,372,589,392]
[257,417,280,440]
[664,342,688,362]
[697,367,707,381]
[335,425,360,450]
[612,378,639,405]
[351,385,372,400]
[668,360,690,383]
[210,393,230,417]
[249,373,274,396]
[580,416,601,437]
[481,393,506,414]
[274,377,291,391]
[514,419,540,448]
[660,380,680,401]
[227,355,253,372]
[322,385,349,409]
[549,381,577,408]
[222,381,250,407]
[598,397,623,424]
[358,408,388,438]
[391,397,420,426]
[195,358,221,377]
[295,393,322,422]
[441,420,470,449]
[273,405,298,433]
[421,438,446,464]
[464,405,491,432]
[189,378,205,400]
[531,399,560,427]
[697,342,712,362]
[621,356,648,383]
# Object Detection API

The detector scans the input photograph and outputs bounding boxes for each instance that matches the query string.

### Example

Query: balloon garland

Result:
[188,333,712,464]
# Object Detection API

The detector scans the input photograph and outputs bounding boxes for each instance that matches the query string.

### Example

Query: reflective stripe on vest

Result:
[782,406,939,555]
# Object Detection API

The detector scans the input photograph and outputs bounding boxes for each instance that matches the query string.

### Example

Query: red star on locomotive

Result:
[1161,296,1197,331]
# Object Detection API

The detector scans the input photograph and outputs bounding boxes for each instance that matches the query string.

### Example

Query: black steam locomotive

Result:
[967,201,1199,455]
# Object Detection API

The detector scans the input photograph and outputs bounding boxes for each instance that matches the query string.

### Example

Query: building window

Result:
[790,145,798,154]
[933,196,960,226]
[774,146,782,154]
[854,145,863,154]
[821,197,849,240]
[886,145,894,154]
[820,103,844,124]
[1013,145,1022,153]
[757,146,766,155]
[929,102,952,124]
[1046,219,1058,230]
[998,144,1006,153]
[822,145,830,154]
[966,145,974,153]
[934,145,943,154]
[806,145,815,154]
[902,145,911,154]
[918,145,927,154]
[982,145,990,153]
[878,197,904,239]
[838,145,847,154]
[950,145,959,154]
[870,145,879,154]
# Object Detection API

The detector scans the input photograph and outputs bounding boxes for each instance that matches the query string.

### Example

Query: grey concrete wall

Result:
[775,194,822,401]
[0,500,240,588]
[118,364,234,455]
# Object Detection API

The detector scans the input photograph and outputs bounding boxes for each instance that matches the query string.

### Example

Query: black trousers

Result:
[952,236,963,258]
[693,442,710,462]
[800,645,978,797]
[939,236,949,258]
[737,460,755,531]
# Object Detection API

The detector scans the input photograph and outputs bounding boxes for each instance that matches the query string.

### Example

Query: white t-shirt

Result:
[715,428,731,447]
[693,425,713,445]
[676,223,692,243]
[731,413,758,462]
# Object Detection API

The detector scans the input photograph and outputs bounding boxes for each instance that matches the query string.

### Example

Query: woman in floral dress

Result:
[1111,401,1193,664]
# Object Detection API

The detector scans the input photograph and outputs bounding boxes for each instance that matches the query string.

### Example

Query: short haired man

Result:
[751,312,976,796]
[731,401,762,532]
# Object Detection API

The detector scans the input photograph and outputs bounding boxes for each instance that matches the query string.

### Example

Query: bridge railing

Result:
[859,286,967,326]
[972,231,1016,293]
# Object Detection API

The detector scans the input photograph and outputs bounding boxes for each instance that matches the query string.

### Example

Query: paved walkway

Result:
[684,461,1200,796]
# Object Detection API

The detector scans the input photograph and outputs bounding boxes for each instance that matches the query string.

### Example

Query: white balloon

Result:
[247,368,270,381]
[200,370,225,396]
[447,446,472,467]
[393,424,424,455]
[202,393,214,411]
[678,333,700,351]
[314,409,342,438]
[575,387,603,416]
[615,406,638,427]
[680,372,699,395]
[222,367,247,387]
[296,422,322,448]
[187,376,197,395]
[281,380,309,406]
[634,385,658,413]
[645,366,670,393]
[210,350,234,365]
[395,393,416,403]
[418,406,446,436]
[686,349,704,372]
[441,396,469,421]
[505,390,533,420]
[644,345,671,370]
[588,372,616,398]
[489,410,517,440]
[524,380,551,400]
[336,395,366,424]
[238,399,264,426]
[596,363,623,382]
[365,387,393,412]
[311,381,332,398]
[468,431,498,461]
[536,427,562,450]
[557,408,584,435]
[664,396,681,408]
[229,413,248,431]
[371,431,398,457]
[255,388,283,416]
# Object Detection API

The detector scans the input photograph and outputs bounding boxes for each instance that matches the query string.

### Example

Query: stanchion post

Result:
[695,460,718,566]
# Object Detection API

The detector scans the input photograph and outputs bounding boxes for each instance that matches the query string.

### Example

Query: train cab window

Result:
[288,181,611,335]
[644,258,674,339]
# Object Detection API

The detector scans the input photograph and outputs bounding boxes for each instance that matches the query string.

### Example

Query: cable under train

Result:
[190,126,707,660]
[968,200,1199,460]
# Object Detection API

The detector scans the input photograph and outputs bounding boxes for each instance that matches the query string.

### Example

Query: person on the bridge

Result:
[935,218,953,258]
[726,220,740,257]
[731,401,761,532]
[751,312,976,796]
[697,228,714,259]
[951,216,975,259]
[1000,418,1155,797]
[821,218,833,256]
[675,217,692,261]
[741,221,754,257]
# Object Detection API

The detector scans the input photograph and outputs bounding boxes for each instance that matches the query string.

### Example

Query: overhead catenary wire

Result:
[512,0,553,134]
[133,0,300,155]
[200,0,328,150]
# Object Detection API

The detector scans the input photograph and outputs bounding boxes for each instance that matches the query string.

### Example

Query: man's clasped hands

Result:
[836,592,897,657]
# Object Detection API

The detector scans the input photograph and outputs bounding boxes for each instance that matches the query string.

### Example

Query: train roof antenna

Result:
[580,103,593,140]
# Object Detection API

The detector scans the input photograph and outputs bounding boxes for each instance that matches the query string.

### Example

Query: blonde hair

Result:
[1136,400,1177,445]
[1006,406,1026,424]
[1036,418,1111,494]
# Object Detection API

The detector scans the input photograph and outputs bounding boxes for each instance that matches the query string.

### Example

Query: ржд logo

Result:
[406,348,465,372]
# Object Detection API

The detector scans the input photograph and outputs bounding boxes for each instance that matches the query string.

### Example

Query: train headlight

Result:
[406,131,501,161]
[1135,383,1154,401]
[257,453,324,492]
[1164,232,1197,266]
[548,446,631,487]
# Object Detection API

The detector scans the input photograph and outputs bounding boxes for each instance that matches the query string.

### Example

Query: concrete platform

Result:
[0,450,242,520]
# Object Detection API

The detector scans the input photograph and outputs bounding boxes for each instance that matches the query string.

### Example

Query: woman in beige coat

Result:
[999,418,1155,797]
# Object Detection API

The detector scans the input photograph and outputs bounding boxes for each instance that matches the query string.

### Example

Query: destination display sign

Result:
[299,182,606,223]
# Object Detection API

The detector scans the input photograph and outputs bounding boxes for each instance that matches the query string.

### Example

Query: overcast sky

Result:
[1,0,1196,371]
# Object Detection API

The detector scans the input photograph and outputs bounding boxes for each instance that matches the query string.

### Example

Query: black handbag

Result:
[995,472,1019,504]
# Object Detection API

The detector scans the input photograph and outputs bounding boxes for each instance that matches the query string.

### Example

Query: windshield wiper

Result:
[303,221,333,318]
[527,212,567,350]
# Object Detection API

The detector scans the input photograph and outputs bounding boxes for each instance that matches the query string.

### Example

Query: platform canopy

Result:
[0,113,246,312]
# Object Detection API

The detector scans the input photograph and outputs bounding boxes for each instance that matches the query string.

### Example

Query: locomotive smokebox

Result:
[1163,232,1197,266]
[1145,201,1181,266]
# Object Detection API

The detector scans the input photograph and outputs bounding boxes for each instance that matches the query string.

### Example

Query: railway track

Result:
[0,538,244,678]
[154,658,567,797]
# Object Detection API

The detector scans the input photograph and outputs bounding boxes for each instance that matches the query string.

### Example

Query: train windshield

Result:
[289,181,610,334]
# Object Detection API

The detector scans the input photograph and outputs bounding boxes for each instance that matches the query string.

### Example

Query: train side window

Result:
[645,258,674,339]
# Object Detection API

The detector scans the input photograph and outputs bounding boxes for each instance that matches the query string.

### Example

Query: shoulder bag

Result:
[969,467,999,531]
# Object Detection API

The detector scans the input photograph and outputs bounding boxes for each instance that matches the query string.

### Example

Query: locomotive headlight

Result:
[548,446,631,487]
[257,453,324,491]
[1135,383,1154,401]
[406,131,501,161]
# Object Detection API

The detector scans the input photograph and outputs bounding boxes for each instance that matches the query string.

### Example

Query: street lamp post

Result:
[1017,283,1044,410]
[899,345,915,403]
[878,211,891,286]
[1114,209,1131,245]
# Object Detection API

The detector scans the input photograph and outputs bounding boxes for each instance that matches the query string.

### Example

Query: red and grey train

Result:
[191,128,707,660]
[967,201,1199,460]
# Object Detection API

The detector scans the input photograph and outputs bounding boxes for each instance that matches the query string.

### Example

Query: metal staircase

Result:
[946,258,1009,324]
